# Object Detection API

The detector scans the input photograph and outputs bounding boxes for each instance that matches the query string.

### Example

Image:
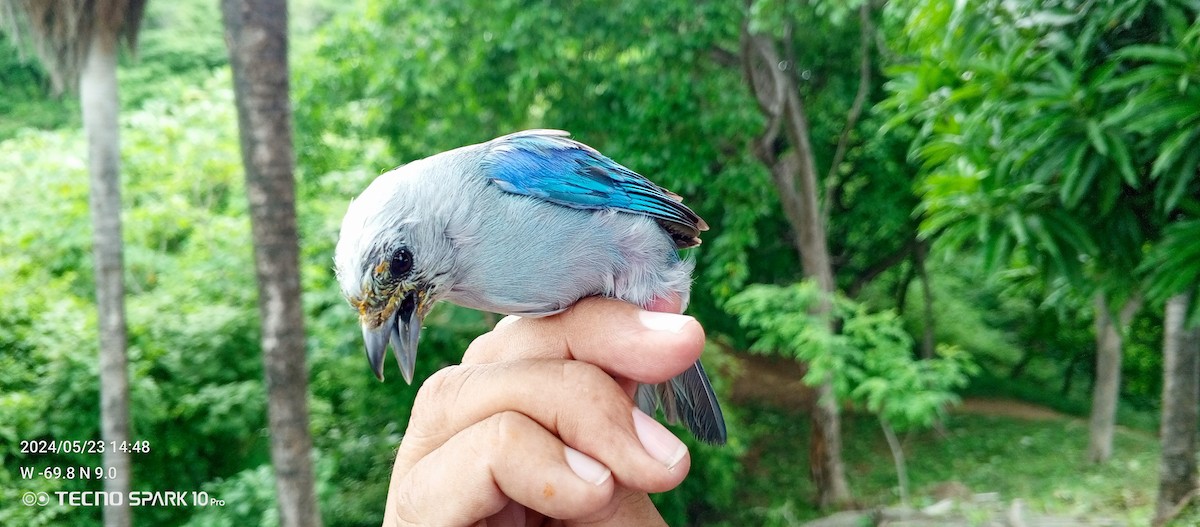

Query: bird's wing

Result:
[480,129,708,248]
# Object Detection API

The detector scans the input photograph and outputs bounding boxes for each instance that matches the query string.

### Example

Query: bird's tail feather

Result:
[635,360,727,445]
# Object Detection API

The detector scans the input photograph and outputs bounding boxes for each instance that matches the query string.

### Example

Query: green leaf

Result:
[1101,65,1179,92]
[1006,211,1029,245]
[1058,141,1088,204]
[1141,220,1200,301]
[1112,44,1188,65]
[1152,126,1200,180]
[1085,120,1108,156]
[1066,154,1102,207]
[1160,139,1200,211]
[1105,131,1138,187]
[1125,100,1200,134]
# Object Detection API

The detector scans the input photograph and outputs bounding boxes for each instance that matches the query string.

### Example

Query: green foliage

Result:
[727,281,976,432]
[183,464,280,527]
[0,72,264,526]
[1140,219,1200,324]
[119,0,230,108]
[883,0,1200,299]
[180,454,337,527]
[0,34,80,139]
[1108,20,1200,211]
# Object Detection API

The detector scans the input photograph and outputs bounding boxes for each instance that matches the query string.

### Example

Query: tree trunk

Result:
[915,240,935,359]
[1088,292,1141,463]
[81,28,131,527]
[895,261,915,317]
[741,21,851,508]
[1009,345,1036,380]
[879,417,909,508]
[1061,350,1082,396]
[1154,293,1199,525]
[220,1,322,526]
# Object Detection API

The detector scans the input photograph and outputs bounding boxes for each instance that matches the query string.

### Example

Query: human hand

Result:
[382,295,705,526]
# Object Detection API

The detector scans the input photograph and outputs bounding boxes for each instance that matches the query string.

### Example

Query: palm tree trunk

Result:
[221,1,322,525]
[1154,293,1199,525]
[81,28,131,527]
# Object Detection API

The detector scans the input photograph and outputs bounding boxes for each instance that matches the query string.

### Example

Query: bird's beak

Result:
[362,288,430,384]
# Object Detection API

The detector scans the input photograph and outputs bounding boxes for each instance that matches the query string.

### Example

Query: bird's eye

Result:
[389,248,413,279]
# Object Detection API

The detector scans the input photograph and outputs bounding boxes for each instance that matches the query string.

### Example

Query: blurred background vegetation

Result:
[1,0,1198,525]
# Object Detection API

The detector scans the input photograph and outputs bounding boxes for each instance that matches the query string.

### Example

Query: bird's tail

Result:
[636,360,727,445]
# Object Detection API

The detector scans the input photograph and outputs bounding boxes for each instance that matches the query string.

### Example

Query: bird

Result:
[333,129,726,444]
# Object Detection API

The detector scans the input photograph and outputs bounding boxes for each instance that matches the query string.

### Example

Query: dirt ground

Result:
[730,353,1070,421]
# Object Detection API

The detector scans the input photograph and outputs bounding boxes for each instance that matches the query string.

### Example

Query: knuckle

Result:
[463,331,499,363]
[414,365,462,404]
[557,360,608,389]
[482,410,528,448]
[553,361,627,437]
[390,463,442,527]
[391,480,423,526]
[409,365,467,426]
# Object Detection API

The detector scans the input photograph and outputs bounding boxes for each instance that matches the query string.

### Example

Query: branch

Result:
[709,45,740,68]
[824,166,850,220]
[821,1,873,226]
[848,238,915,297]
[782,19,799,87]
[741,24,786,165]
[740,26,782,118]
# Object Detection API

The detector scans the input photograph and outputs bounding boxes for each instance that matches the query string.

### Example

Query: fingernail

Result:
[565,446,611,486]
[632,408,688,470]
[638,311,692,333]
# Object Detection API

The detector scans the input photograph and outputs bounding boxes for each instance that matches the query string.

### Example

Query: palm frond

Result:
[0,0,147,94]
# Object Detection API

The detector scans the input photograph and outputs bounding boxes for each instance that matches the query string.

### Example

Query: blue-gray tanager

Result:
[334,129,726,444]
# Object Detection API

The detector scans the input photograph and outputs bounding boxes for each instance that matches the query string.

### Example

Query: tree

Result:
[1115,16,1200,517]
[0,2,146,525]
[221,0,322,525]
[883,0,1198,464]
[739,0,879,507]
[1154,293,1198,525]
[740,24,849,506]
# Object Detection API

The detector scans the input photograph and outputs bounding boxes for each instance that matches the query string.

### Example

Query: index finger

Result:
[461,296,704,386]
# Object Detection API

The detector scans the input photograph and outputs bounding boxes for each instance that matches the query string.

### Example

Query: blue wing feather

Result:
[480,130,708,248]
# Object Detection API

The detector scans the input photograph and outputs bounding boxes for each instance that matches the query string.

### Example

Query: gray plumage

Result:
[335,129,727,444]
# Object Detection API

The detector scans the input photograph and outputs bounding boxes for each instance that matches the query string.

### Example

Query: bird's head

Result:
[333,163,456,383]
